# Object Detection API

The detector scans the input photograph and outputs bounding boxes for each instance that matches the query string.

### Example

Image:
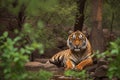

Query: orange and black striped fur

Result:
[49,30,93,70]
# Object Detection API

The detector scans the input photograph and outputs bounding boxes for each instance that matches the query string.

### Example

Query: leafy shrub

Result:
[0,32,43,80]
[93,38,120,79]
[93,50,108,59]
[64,70,88,80]
[106,38,120,79]
[23,23,57,49]
[0,0,58,16]
[26,69,53,80]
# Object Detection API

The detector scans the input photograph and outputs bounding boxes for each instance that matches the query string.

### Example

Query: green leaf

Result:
[14,29,19,34]
[111,49,118,54]
[37,20,44,28]
[14,37,21,43]
[20,48,25,53]
[14,57,19,62]
[3,32,8,37]
[39,49,44,54]
[25,50,31,54]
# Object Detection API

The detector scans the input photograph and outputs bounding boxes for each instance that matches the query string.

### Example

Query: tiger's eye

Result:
[79,34,82,39]
[72,34,76,39]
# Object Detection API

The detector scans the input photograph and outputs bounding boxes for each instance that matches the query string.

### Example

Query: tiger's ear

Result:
[68,30,74,34]
[82,31,89,38]
[82,31,86,35]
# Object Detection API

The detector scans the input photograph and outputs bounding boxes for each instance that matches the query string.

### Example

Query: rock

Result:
[44,61,57,69]
[94,65,108,77]
[89,72,95,77]
[25,60,64,74]
[97,59,108,66]
[52,75,62,80]
[44,61,64,74]
[34,58,49,63]
[58,76,79,80]
[25,62,44,67]
[85,64,98,72]
[25,62,45,71]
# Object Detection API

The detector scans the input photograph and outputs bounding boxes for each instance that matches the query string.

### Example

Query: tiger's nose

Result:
[75,40,80,46]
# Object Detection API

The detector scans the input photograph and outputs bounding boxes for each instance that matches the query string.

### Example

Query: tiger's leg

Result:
[75,58,93,70]
[65,59,74,70]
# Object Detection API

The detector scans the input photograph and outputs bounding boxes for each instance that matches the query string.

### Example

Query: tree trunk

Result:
[17,5,26,31]
[110,12,114,34]
[89,0,105,52]
[74,0,86,31]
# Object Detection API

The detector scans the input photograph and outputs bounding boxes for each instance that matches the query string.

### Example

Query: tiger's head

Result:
[67,30,87,52]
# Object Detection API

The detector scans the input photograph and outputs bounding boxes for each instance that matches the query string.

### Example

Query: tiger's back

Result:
[49,49,70,67]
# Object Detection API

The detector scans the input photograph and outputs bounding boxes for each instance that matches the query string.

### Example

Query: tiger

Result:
[49,30,93,70]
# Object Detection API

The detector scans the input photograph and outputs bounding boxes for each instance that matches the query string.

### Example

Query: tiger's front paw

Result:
[65,66,74,70]
[65,59,74,70]
[75,65,83,71]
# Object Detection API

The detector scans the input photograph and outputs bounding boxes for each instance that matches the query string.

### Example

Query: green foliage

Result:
[0,0,77,50]
[106,38,120,79]
[0,0,58,15]
[22,22,57,49]
[84,0,92,27]
[48,1,77,26]
[93,50,109,59]
[22,0,77,50]
[103,0,120,29]
[64,70,89,80]
[26,70,53,80]
[88,38,120,80]
[0,32,43,80]
[31,0,77,27]
[94,38,120,79]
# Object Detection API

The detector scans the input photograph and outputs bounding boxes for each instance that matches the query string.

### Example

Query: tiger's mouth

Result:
[73,45,81,52]
[74,48,80,52]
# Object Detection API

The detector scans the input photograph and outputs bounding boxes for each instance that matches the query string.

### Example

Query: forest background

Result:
[0,0,120,80]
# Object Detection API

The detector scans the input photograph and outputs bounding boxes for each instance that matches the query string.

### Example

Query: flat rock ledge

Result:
[24,58,119,80]
[25,60,64,74]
